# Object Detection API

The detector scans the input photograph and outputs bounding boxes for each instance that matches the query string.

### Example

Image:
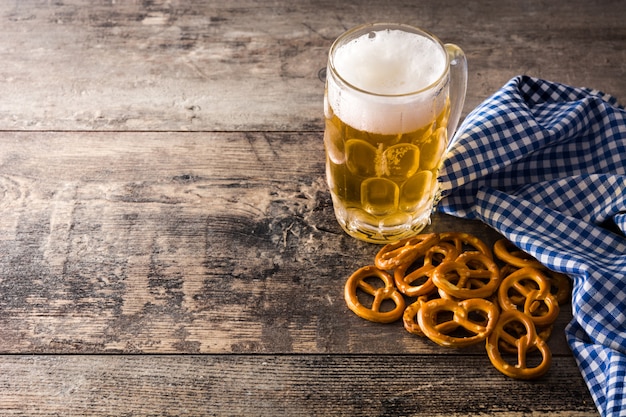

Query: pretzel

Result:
[394,242,459,297]
[500,263,571,306]
[493,239,544,270]
[431,252,501,299]
[374,233,440,270]
[418,297,500,348]
[343,231,567,380]
[497,322,554,354]
[403,297,427,337]
[498,267,560,327]
[403,295,442,337]
[439,232,493,259]
[497,265,526,307]
[344,265,405,323]
[486,310,552,379]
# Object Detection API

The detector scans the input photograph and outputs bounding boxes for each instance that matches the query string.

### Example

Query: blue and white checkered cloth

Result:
[437,75,626,417]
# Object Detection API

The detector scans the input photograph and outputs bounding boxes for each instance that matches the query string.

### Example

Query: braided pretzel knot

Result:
[417,297,500,348]
[439,232,493,259]
[500,263,571,306]
[486,310,552,379]
[498,267,559,327]
[374,233,440,270]
[432,252,501,299]
[394,242,459,297]
[344,265,405,323]
[497,321,554,354]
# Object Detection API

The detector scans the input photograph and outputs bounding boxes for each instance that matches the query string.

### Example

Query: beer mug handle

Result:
[444,43,468,152]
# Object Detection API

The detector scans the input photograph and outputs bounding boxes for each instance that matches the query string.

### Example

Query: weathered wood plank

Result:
[0,131,573,356]
[0,1,610,414]
[0,0,624,131]
[0,355,598,416]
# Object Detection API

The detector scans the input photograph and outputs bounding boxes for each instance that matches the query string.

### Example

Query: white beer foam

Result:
[328,29,447,135]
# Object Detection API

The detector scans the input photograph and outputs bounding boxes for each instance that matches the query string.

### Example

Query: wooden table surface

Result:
[1,0,624,415]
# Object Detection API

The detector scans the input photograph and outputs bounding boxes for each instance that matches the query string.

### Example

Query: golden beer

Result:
[324,24,467,243]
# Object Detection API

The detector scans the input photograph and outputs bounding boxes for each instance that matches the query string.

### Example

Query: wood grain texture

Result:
[0,130,576,356]
[0,130,595,414]
[0,355,598,416]
[0,0,619,414]
[1,0,624,131]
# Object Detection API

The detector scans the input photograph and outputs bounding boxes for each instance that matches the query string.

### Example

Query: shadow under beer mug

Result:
[323,23,467,244]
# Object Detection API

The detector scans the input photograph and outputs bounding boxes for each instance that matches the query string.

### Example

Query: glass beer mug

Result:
[323,23,467,243]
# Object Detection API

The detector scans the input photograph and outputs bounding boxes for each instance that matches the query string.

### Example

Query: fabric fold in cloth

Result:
[437,75,626,417]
